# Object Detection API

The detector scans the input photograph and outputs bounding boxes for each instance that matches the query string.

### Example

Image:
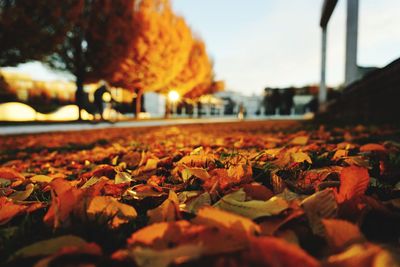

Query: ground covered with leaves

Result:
[1,121,400,267]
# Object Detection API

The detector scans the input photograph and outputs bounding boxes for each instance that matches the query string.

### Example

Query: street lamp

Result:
[167,90,180,117]
[168,90,180,102]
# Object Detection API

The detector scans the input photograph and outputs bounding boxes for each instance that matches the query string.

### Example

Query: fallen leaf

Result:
[360,143,387,153]
[43,179,84,228]
[326,243,396,267]
[181,167,210,181]
[9,183,34,201]
[9,235,99,261]
[245,236,320,267]
[291,151,312,164]
[115,171,133,184]
[322,219,363,250]
[192,206,261,235]
[0,197,27,225]
[214,189,289,219]
[0,167,25,181]
[86,196,137,228]
[337,166,370,203]
[29,175,54,183]
[301,189,338,235]
[290,136,309,146]
[147,190,180,223]
[142,158,159,172]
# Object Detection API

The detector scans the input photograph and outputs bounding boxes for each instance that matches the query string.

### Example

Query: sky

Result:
[5,0,400,96]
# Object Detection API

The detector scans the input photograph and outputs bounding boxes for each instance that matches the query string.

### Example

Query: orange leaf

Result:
[337,166,370,203]
[0,167,25,181]
[0,197,27,225]
[360,143,387,153]
[243,183,274,201]
[245,237,320,267]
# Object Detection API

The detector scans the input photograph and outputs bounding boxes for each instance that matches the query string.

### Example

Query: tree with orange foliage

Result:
[44,0,137,120]
[0,0,81,66]
[111,0,193,118]
[164,39,212,97]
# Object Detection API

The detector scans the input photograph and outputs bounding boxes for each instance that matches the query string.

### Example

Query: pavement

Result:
[0,115,310,136]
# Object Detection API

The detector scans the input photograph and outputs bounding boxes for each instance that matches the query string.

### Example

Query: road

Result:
[0,115,309,135]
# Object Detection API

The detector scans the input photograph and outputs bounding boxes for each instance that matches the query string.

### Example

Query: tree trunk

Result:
[165,97,170,119]
[135,89,143,119]
[75,74,84,120]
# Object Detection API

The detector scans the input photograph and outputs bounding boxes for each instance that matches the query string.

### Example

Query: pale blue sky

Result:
[6,0,400,95]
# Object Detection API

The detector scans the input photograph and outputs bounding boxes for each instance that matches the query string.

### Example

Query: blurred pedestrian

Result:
[94,80,110,120]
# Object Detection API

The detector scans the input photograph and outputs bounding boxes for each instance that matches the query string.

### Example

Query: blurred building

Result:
[214,91,262,116]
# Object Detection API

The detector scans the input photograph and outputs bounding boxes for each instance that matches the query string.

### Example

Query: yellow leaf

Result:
[131,245,202,267]
[30,175,54,183]
[9,183,34,201]
[214,189,289,219]
[9,235,89,260]
[291,152,312,164]
[115,172,132,184]
[193,206,260,235]
[142,158,159,171]
[182,167,210,181]
[290,136,309,145]
[332,149,348,160]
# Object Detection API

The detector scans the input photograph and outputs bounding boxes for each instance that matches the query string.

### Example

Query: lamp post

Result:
[167,90,180,118]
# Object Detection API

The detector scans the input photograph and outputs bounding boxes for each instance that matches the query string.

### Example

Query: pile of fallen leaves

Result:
[1,121,400,267]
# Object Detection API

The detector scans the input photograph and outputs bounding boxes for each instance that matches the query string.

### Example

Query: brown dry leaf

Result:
[322,219,363,250]
[227,164,253,182]
[147,190,180,224]
[337,166,370,203]
[243,183,274,201]
[43,179,84,228]
[259,208,304,236]
[87,164,116,179]
[192,206,261,235]
[86,196,137,228]
[177,154,215,168]
[301,189,338,235]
